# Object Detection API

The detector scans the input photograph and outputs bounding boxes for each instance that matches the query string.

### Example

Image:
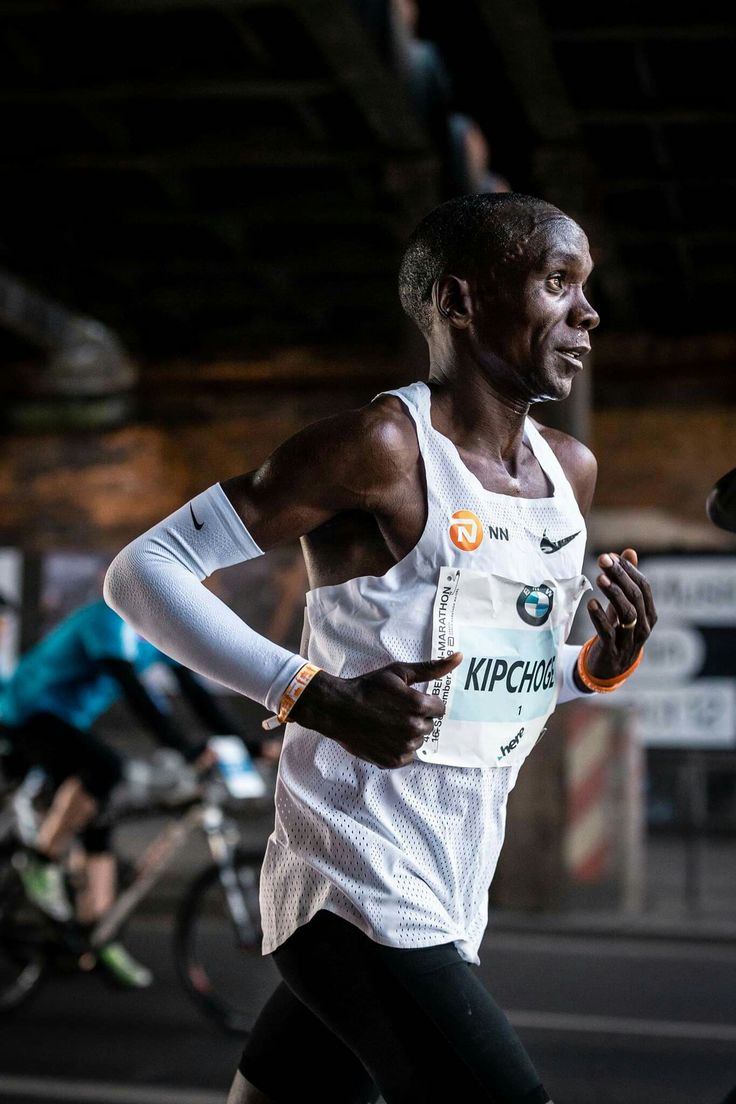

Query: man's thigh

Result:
[273,914,549,1104]
[374,936,548,1103]
[272,911,548,1104]
[239,979,379,1104]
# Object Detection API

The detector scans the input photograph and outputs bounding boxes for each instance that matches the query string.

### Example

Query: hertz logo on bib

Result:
[449,510,483,552]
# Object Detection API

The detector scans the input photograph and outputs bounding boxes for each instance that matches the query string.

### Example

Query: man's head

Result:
[398,193,599,402]
[399,193,573,335]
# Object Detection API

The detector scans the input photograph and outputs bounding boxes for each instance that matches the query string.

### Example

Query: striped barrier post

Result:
[563,702,645,912]
[564,707,617,882]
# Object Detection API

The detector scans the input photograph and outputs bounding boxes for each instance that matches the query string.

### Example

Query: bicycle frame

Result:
[90,790,248,949]
[1,764,266,1028]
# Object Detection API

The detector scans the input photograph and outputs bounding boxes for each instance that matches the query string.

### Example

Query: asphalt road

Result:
[1,920,735,1104]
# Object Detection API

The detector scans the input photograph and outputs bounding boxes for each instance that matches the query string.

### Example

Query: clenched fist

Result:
[290,653,463,768]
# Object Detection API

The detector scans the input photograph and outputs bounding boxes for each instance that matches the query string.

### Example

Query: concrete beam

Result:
[0,79,335,105]
[295,0,429,151]
[0,268,137,398]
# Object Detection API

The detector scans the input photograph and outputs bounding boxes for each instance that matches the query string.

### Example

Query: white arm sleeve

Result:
[103,484,308,714]
[558,643,596,704]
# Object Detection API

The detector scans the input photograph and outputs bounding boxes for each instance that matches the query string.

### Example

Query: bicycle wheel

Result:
[0,854,48,1012]
[174,848,278,1034]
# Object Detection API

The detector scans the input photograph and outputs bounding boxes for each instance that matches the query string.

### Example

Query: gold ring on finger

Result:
[621,617,637,630]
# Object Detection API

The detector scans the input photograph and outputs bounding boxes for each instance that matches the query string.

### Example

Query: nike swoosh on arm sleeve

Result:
[103,483,307,714]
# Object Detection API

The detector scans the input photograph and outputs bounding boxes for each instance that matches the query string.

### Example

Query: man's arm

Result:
[538,423,657,689]
[105,404,410,706]
[535,426,600,698]
[105,403,459,769]
[534,422,598,518]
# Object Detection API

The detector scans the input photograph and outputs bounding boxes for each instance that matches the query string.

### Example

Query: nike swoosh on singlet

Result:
[540,530,580,553]
[190,503,205,531]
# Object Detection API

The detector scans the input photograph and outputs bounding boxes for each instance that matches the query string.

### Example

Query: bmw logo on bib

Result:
[516,584,554,626]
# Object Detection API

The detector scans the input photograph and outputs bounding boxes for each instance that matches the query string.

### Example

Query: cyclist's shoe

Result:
[97,941,153,989]
[15,851,73,923]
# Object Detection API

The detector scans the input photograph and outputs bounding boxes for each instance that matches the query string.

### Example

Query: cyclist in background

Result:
[0,597,273,989]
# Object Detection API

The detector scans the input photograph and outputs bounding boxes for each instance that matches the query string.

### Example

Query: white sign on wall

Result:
[610,681,736,748]
[641,558,736,624]
[591,554,736,750]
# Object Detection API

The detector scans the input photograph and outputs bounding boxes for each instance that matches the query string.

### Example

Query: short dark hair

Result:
[398,192,569,335]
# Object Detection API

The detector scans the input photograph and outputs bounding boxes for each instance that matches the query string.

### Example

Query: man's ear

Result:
[433,275,473,329]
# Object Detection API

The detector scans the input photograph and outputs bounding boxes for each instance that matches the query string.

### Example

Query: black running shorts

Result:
[240,910,549,1104]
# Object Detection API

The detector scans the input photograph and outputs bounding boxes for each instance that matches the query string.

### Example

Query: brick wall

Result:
[1,345,734,553]
[0,385,378,553]
[593,406,735,522]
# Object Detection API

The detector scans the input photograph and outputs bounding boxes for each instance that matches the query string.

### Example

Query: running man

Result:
[106,193,657,1102]
[1,597,263,988]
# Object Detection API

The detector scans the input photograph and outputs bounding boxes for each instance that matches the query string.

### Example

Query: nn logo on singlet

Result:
[448,511,509,552]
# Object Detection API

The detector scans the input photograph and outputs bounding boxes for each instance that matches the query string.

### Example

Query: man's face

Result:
[473,217,599,403]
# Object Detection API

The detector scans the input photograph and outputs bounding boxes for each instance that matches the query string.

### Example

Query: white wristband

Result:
[104,484,308,714]
[557,643,594,703]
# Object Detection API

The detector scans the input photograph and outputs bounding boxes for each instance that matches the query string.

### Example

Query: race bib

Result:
[419,568,589,769]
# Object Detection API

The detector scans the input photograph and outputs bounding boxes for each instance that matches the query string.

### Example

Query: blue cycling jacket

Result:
[0,599,178,730]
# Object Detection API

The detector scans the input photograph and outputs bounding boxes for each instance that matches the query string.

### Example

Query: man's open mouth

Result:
[557,346,590,368]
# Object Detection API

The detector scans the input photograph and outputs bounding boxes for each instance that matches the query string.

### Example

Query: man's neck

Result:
[426,366,532,464]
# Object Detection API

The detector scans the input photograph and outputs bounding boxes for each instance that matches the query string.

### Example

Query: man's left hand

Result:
[585,548,656,679]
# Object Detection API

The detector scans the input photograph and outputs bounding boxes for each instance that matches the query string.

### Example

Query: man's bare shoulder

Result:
[223,394,421,547]
[249,393,419,506]
[533,421,597,475]
[531,420,598,515]
[356,392,420,467]
[313,394,420,506]
[301,390,413,458]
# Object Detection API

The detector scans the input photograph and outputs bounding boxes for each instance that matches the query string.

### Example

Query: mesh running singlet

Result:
[259,382,587,963]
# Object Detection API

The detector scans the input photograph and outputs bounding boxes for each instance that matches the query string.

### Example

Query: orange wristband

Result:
[576,637,643,693]
[261,663,321,730]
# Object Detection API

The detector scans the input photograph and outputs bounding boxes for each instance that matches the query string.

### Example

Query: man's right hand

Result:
[289,653,463,768]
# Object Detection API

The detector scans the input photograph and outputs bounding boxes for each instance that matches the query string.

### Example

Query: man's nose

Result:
[573,291,600,331]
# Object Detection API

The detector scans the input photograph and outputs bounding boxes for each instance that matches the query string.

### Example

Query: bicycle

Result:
[0,738,270,1034]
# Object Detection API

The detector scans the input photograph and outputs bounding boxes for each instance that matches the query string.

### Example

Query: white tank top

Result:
[259,382,587,963]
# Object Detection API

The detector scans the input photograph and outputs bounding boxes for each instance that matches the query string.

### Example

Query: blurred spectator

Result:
[387,1,510,198]
[385,0,455,192]
[393,0,419,36]
[449,113,512,196]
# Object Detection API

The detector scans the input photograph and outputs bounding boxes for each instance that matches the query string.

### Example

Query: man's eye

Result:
[548,273,564,290]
